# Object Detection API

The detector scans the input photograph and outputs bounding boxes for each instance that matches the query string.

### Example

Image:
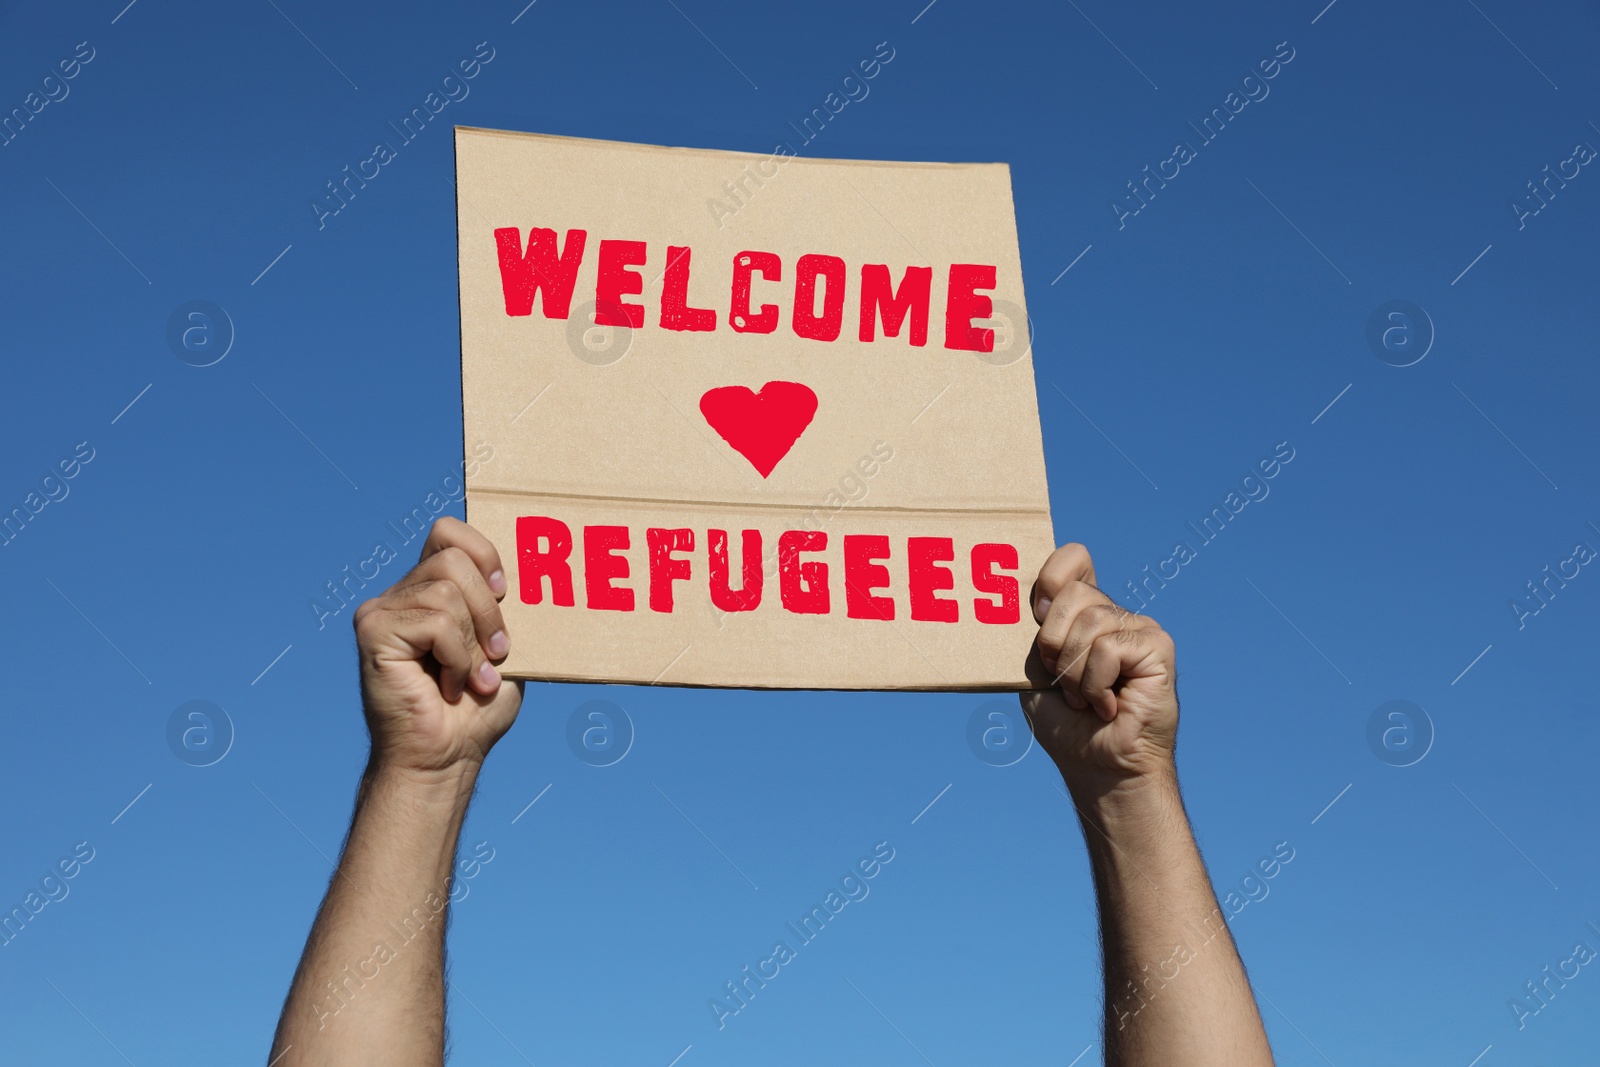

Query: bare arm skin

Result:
[270,518,521,1067]
[1022,543,1274,1066]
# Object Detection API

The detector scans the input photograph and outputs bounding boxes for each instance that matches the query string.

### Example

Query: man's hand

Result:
[1021,543,1275,1065]
[273,518,523,1066]
[1020,542,1178,800]
[353,517,522,777]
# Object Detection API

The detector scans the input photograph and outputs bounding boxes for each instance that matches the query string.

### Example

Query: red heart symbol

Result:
[699,381,818,478]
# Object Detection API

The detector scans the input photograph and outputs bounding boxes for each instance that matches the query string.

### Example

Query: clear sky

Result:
[2,1,1597,1064]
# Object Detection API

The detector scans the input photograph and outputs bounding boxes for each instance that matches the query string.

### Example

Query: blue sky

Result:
[2,0,1597,1063]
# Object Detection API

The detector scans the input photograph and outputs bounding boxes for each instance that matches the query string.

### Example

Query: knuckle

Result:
[1101,629,1135,652]
[352,604,381,639]
[1040,542,1089,592]
[1057,580,1092,607]
[1048,582,1095,622]
[399,606,439,628]
[1080,602,1118,628]
[419,609,463,650]
[420,578,466,611]
[1037,613,1067,642]
[436,544,473,575]
[1058,542,1093,576]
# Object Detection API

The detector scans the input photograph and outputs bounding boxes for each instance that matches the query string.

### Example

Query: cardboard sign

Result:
[455,127,1055,690]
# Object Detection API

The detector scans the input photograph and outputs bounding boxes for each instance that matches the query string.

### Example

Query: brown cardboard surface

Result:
[456,126,1055,690]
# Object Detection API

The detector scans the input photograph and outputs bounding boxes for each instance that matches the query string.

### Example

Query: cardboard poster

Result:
[455,127,1055,690]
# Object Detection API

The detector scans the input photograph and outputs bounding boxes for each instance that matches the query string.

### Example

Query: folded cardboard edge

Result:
[466,486,1052,518]
[494,668,1050,693]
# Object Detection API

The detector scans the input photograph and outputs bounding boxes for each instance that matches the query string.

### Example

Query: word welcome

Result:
[495,228,1001,352]
[1112,41,1296,230]
[1,41,95,148]
[706,40,897,229]
[2,440,96,548]
[709,841,895,1029]
[1221,840,1295,919]
[1121,441,1295,611]
[1,840,95,948]
[517,519,1021,624]
[1510,527,1596,630]
[310,442,495,629]
[1109,905,1230,1031]
[1511,139,1596,230]
[1508,921,1600,1030]
[311,42,496,229]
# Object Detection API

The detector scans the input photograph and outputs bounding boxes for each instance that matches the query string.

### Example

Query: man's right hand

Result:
[1019,542,1180,803]
[352,517,522,777]
[1019,544,1276,1065]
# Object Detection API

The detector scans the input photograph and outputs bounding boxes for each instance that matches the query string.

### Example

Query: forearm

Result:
[271,761,478,1067]
[1074,770,1273,1066]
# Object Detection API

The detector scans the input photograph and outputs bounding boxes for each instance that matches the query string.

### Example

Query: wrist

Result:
[1065,762,1184,841]
[362,756,481,814]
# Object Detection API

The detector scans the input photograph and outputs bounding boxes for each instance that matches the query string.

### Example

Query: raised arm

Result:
[1022,543,1274,1066]
[270,517,521,1067]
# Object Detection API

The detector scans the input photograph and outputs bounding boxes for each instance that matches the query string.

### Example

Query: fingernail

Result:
[489,570,506,596]
[1035,596,1051,621]
[477,661,500,690]
[488,630,509,657]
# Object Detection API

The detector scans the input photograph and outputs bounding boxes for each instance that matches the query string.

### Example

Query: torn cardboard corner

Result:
[455,126,1056,690]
